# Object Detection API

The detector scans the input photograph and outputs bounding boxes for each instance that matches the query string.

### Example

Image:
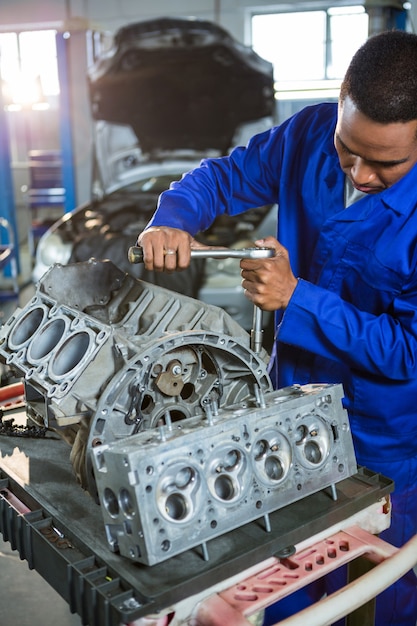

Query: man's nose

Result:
[351,157,376,185]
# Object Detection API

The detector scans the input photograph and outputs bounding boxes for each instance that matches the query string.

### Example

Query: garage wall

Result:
[0,0,415,232]
[3,1,414,45]
[0,0,255,35]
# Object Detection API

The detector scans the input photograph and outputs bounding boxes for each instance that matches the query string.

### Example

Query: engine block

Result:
[0,259,272,496]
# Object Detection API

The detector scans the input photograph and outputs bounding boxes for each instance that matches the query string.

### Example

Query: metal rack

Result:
[0,217,19,300]
[27,150,66,255]
[0,401,395,626]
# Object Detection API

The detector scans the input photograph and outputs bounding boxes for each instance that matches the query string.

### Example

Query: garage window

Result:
[251,5,368,100]
[0,30,59,110]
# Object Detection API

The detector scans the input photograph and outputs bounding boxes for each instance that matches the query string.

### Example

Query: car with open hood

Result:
[33,16,277,333]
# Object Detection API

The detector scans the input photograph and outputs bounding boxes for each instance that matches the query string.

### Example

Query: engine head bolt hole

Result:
[161,540,171,552]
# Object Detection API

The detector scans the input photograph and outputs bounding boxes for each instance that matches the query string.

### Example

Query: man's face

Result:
[334,95,417,193]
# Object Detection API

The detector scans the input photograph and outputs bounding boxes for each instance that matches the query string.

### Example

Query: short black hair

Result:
[340,30,417,123]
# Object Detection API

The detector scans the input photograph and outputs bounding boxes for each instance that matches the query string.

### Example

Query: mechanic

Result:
[136,30,417,626]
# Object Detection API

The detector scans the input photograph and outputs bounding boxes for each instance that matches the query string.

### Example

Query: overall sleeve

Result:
[145,103,340,242]
[279,278,417,381]
[145,124,290,235]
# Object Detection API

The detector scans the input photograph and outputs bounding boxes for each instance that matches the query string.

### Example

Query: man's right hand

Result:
[137,227,204,272]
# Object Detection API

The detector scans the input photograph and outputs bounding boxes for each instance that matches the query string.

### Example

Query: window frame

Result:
[0,29,60,110]
[247,3,369,101]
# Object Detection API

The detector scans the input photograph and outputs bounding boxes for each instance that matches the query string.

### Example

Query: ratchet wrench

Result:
[127,246,275,263]
[127,245,275,354]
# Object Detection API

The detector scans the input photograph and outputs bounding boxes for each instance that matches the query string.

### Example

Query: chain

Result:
[0,411,47,438]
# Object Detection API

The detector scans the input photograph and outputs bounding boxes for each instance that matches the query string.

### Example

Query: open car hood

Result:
[88,17,275,155]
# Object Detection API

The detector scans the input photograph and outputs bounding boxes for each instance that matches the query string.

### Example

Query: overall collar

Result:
[322,133,417,219]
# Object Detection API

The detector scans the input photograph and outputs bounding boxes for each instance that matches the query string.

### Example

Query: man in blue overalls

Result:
[137,31,417,625]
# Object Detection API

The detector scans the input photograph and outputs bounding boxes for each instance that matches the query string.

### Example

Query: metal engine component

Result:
[127,245,276,264]
[0,259,272,497]
[92,382,357,565]
[0,258,358,568]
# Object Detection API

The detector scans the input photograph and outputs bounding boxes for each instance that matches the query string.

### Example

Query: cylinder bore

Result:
[49,330,92,379]
[27,317,67,362]
[8,306,46,349]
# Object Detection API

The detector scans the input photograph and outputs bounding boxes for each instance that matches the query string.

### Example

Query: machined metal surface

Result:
[92,382,357,565]
[0,258,358,569]
[127,246,276,264]
[0,259,272,497]
[0,436,392,626]
[127,245,275,354]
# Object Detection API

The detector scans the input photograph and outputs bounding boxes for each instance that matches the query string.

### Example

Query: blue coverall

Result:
[148,103,417,625]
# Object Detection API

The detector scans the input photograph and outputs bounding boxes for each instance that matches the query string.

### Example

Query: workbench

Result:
[0,405,395,626]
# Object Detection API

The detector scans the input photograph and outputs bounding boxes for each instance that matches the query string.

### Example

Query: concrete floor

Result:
[0,536,83,626]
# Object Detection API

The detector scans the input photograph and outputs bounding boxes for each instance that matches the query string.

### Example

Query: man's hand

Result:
[137,227,201,271]
[240,236,298,310]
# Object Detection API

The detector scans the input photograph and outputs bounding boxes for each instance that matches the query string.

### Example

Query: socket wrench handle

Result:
[128,245,275,264]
